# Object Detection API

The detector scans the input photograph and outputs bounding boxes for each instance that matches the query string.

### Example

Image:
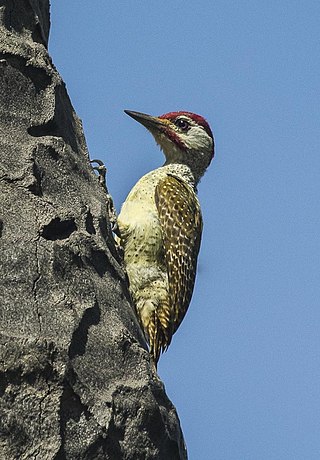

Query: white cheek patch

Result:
[183,127,213,153]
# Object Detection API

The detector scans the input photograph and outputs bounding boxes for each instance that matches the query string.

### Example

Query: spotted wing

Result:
[155,175,203,338]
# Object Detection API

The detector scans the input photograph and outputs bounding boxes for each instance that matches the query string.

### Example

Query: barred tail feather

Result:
[136,297,173,368]
[150,302,173,367]
[149,318,167,368]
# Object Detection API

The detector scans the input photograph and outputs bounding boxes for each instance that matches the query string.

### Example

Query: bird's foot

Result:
[90,159,107,188]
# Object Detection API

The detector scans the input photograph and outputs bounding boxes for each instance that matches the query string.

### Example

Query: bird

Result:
[118,110,215,368]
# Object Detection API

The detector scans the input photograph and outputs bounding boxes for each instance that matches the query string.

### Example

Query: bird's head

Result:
[124,110,214,184]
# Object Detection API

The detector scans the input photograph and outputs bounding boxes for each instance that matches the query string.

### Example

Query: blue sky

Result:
[50,2,320,459]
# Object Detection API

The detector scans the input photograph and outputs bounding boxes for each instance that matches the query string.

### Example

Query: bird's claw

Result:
[90,159,107,187]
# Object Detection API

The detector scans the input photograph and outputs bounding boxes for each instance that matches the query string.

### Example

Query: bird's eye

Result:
[174,118,190,131]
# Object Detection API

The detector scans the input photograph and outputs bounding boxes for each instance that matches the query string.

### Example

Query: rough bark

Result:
[0,1,187,459]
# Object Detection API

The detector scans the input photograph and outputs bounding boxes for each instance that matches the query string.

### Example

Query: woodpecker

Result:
[118,110,214,367]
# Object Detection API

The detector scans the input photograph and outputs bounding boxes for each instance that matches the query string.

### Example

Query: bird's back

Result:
[118,166,202,365]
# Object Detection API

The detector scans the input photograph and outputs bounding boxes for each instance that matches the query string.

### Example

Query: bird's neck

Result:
[161,163,197,189]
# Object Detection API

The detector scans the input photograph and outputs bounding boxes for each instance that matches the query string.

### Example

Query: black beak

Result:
[124,110,169,132]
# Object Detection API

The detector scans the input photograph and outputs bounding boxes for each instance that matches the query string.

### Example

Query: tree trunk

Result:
[0,1,187,458]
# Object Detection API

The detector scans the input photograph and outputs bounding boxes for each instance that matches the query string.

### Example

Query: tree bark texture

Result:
[0,1,187,459]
